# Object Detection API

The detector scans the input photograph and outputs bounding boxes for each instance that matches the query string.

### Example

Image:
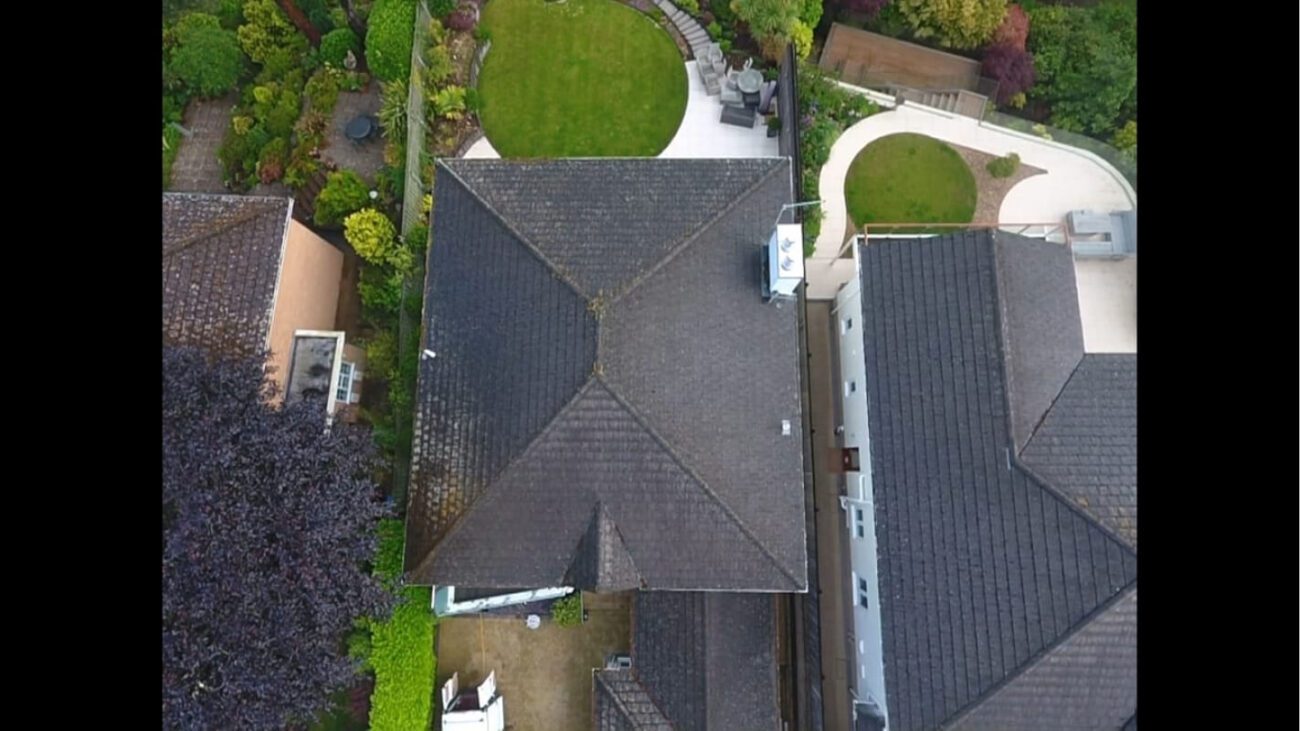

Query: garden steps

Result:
[657,0,712,62]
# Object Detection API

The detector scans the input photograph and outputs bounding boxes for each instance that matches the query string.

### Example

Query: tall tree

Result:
[162,346,393,730]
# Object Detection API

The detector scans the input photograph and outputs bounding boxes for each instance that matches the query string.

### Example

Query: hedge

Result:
[366,0,418,82]
[368,591,436,729]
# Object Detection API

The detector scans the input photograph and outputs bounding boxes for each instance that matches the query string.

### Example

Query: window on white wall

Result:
[336,362,361,404]
[842,317,853,333]
[857,577,870,608]
[854,508,866,539]
[844,380,857,397]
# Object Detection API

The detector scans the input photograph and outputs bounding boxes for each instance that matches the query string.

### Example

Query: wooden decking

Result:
[818,23,982,92]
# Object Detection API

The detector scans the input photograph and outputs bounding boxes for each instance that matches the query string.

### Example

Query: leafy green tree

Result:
[733,0,802,59]
[1027,3,1136,138]
[366,0,418,82]
[550,594,583,627]
[238,0,308,64]
[800,0,823,28]
[169,13,245,97]
[896,0,1007,50]
[314,169,372,227]
[1111,120,1136,153]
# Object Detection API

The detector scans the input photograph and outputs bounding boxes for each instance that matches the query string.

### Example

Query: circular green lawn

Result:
[478,0,688,158]
[844,133,976,231]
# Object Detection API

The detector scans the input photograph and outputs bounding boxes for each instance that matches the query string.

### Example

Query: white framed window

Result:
[841,316,854,333]
[857,577,870,608]
[336,361,359,404]
[854,508,866,539]
[844,380,857,397]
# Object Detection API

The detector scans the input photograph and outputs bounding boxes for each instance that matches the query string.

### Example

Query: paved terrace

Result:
[807,86,1136,302]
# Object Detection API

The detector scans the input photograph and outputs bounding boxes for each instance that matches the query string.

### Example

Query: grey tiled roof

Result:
[161,193,291,358]
[630,591,780,731]
[946,588,1137,731]
[1022,355,1138,547]
[993,234,1085,451]
[594,669,673,731]
[855,232,1138,731]
[407,159,805,591]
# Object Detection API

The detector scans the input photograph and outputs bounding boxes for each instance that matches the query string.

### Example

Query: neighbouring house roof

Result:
[594,592,780,731]
[855,230,1138,731]
[1021,355,1138,547]
[162,193,292,357]
[406,158,806,592]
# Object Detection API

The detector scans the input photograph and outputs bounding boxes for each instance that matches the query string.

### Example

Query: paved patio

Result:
[463,60,779,160]
[435,591,631,731]
[807,86,1136,299]
[324,86,384,181]
[168,94,237,193]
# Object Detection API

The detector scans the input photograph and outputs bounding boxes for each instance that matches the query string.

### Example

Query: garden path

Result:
[168,93,237,193]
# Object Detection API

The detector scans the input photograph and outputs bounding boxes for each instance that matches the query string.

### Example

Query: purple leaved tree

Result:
[982,43,1036,105]
[162,346,394,730]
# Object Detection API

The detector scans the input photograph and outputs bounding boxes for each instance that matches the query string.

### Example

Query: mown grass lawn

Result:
[478,0,687,157]
[844,132,976,232]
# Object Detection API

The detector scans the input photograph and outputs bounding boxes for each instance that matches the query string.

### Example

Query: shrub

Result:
[677,0,700,14]
[707,20,722,38]
[799,0,822,28]
[304,66,342,112]
[377,79,408,139]
[981,43,1034,106]
[315,169,372,227]
[790,18,813,59]
[365,329,400,382]
[366,0,418,82]
[550,594,582,627]
[431,84,466,120]
[218,121,270,190]
[238,0,308,65]
[345,209,401,266]
[896,0,1006,50]
[256,136,287,182]
[992,3,1028,50]
[425,43,454,85]
[464,86,482,114]
[170,13,245,98]
[985,152,1020,178]
[367,586,437,731]
[163,124,183,188]
[430,0,457,17]
[373,518,407,587]
[732,0,802,57]
[473,25,492,42]
[320,28,360,67]
[359,265,405,316]
[445,2,478,31]
[1111,119,1136,153]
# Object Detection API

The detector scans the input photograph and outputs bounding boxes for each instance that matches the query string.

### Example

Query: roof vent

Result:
[781,419,792,436]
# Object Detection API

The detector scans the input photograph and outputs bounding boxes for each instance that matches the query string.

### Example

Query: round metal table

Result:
[345,115,374,142]
[736,69,763,95]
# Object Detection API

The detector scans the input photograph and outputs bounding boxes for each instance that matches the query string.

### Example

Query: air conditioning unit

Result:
[765,223,804,299]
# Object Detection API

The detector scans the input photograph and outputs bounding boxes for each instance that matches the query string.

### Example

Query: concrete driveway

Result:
[435,592,631,731]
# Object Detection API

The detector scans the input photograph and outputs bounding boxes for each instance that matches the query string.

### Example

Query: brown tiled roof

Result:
[162,193,292,358]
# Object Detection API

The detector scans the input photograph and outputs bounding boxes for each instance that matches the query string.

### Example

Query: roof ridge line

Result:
[406,376,599,582]
[606,159,789,307]
[162,200,287,259]
[1018,355,1085,455]
[596,502,645,589]
[941,582,1137,728]
[984,232,1137,553]
[437,160,593,301]
[594,377,804,590]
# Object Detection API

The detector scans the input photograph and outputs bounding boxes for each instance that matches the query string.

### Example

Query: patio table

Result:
[345,115,375,142]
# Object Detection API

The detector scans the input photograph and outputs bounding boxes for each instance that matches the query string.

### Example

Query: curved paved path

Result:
[813,90,1135,269]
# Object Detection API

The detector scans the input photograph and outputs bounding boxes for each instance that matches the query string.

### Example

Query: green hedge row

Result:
[368,586,436,730]
[366,0,419,82]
